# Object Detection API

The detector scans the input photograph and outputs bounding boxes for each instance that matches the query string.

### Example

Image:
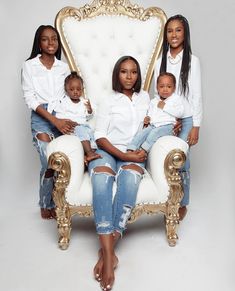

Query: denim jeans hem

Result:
[141,141,151,152]
[113,227,125,236]
[39,204,55,210]
[96,230,114,235]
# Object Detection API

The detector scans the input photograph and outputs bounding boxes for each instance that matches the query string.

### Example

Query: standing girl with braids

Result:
[22,25,75,219]
[155,15,203,220]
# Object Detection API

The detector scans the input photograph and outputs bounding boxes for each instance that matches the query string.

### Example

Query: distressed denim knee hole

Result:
[91,163,116,178]
[117,167,142,184]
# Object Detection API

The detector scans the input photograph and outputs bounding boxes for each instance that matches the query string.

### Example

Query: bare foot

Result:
[94,249,103,282]
[179,206,187,221]
[94,232,121,283]
[50,208,57,219]
[94,249,119,283]
[100,250,118,290]
[41,208,53,219]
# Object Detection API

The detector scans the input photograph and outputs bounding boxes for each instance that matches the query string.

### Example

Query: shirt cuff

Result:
[192,118,201,127]
[30,100,41,112]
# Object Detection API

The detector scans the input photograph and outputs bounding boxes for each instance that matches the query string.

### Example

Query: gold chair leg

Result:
[165,214,179,247]
[56,207,72,250]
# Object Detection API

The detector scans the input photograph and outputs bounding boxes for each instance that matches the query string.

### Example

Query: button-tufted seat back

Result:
[47,1,189,249]
[55,1,166,109]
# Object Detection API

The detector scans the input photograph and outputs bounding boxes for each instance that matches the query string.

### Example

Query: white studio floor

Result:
[1,176,234,291]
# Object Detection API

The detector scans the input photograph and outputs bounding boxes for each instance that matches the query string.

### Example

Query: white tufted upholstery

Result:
[47,135,188,206]
[62,15,161,106]
[46,1,190,249]
[47,2,189,206]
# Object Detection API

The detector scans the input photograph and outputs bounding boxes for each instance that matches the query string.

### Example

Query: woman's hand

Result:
[96,138,147,162]
[35,106,77,135]
[187,127,200,146]
[173,118,182,136]
[124,150,147,163]
[54,117,78,135]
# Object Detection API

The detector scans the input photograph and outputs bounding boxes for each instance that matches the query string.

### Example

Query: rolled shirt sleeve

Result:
[190,56,203,127]
[21,61,41,111]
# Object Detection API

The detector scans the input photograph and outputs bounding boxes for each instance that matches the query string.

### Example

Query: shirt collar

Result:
[167,50,183,63]
[113,91,139,100]
[33,55,60,67]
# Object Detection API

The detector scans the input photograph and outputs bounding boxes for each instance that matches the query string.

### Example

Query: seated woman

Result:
[88,56,150,290]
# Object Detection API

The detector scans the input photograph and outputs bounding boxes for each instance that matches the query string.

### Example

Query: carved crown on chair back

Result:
[55,0,166,105]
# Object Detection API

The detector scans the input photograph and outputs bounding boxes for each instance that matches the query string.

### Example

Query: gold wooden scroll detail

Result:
[164,149,186,246]
[70,205,93,217]
[48,147,186,248]
[48,152,72,250]
[55,0,166,91]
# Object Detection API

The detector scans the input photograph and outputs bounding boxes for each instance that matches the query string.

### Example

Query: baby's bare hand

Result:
[173,119,182,136]
[143,116,150,128]
[84,99,92,113]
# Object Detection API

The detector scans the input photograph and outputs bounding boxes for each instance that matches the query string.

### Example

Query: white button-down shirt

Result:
[22,55,70,113]
[148,93,184,127]
[55,95,94,124]
[94,90,150,151]
[154,51,202,126]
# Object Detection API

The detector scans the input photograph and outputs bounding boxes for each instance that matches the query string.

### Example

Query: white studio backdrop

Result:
[0,0,234,221]
[0,1,234,291]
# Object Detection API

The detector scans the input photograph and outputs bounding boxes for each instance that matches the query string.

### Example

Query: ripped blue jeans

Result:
[88,149,145,235]
[31,105,61,209]
[74,124,97,149]
[178,116,193,206]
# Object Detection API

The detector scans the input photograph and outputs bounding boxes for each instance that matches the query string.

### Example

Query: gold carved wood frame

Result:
[55,0,167,91]
[49,0,187,250]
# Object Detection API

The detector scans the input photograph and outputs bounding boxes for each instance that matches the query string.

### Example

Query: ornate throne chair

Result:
[47,0,188,250]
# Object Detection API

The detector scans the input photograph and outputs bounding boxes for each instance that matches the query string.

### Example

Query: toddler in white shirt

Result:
[127,72,185,154]
[56,72,101,162]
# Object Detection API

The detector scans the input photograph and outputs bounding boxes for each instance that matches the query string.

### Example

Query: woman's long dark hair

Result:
[27,25,62,60]
[112,56,142,93]
[160,15,191,97]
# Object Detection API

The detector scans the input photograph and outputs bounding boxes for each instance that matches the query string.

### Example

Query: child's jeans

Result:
[127,124,173,152]
[31,105,61,209]
[73,124,97,149]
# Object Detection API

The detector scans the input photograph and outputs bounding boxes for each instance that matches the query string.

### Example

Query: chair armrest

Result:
[146,136,189,198]
[47,135,84,197]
